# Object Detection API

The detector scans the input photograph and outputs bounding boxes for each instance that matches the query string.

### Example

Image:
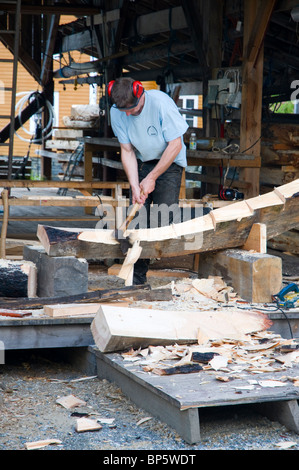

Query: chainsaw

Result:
[272,283,299,309]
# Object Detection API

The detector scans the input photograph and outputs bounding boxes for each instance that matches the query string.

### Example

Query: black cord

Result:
[241,135,262,154]
[237,304,294,339]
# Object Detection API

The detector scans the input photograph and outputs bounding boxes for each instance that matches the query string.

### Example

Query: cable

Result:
[14,91,55,143]
[236,303,294,339]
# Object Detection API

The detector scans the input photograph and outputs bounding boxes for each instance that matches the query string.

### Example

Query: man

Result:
[109,77,189,284]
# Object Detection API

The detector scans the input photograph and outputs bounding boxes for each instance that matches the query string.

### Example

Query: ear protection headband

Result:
[107,80,144,101]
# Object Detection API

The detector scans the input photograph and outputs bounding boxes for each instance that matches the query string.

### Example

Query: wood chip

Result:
[136,417,152,426]
[75,417,102,432]
[209,355,228,371]
[24,439,62,450]
[56,394,87,409]
[258,380,287,388]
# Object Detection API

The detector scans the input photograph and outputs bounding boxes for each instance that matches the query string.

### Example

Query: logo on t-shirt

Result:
[147,126,158,136]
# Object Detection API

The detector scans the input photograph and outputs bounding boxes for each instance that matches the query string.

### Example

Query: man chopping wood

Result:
[108,77,189,285]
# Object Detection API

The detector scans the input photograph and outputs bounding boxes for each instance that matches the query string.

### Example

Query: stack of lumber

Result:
[62,104,100,129]
[261,123,299,190]
[260,124,299,255]
[45,128,82,152]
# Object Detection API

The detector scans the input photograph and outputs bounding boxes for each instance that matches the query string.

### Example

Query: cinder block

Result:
[23,245,88,297]
[197,249,282,303]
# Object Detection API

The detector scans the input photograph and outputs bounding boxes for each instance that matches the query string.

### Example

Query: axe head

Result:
[114,228,133,255]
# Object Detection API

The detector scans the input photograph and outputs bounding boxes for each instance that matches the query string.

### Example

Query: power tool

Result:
[272,283,299,309]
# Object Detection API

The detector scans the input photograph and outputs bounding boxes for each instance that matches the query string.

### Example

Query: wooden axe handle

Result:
[119,200,141,232]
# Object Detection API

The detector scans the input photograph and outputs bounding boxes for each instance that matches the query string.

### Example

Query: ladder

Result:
[57,142,85,196]
[0,0,21,179]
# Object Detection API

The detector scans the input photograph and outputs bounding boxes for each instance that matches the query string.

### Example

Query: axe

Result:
[114,199,142,254]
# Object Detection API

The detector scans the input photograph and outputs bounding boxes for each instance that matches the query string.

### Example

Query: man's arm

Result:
[139,137,182,197]
[120,142,146,204]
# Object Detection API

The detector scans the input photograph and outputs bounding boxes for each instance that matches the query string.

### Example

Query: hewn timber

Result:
[0,286,172,310]
[37,180,299,259]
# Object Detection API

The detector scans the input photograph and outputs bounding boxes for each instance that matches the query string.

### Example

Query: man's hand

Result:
[139,174,156,199]
[132,187,147,205]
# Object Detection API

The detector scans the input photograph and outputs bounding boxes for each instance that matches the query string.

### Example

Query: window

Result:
[179,95,203,128]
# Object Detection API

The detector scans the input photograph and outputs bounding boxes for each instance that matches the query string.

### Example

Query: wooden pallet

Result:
[91,347,299,444]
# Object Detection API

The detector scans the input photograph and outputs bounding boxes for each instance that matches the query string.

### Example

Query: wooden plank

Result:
[90,305,272,353]
[45,140,79,150]
[0,180,130,190]
[44,301,131,318]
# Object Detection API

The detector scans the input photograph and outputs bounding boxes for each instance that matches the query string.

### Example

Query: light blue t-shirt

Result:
[110,89,189,168]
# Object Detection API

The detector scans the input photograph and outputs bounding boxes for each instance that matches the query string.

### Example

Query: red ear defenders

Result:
[107,80,144,102]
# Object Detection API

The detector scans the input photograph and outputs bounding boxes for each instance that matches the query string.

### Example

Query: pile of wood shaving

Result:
[121,330,299,380]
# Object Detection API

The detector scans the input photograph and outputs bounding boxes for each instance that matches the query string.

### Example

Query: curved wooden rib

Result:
[37,180,299,259]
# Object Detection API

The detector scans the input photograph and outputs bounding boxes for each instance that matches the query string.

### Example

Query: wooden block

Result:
[90,305,272,353]
[242,223,267,253]
[197,249,282,303]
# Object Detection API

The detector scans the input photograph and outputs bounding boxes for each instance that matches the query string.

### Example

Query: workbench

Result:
[80,136,258,199]
[81,136,258,167]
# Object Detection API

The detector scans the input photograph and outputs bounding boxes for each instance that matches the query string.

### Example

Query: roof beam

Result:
[0,3,100,15]
[181,0,209,77]
[246,0,277,67]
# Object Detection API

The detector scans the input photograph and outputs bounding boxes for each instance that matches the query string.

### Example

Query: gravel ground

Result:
[0,348,298,452]
[0,258,299,452]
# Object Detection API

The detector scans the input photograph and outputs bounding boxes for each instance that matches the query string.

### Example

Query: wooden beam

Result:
[239,0,265,197]
[40,15,60,86]
[90,305,272,353]
[127,6,187,36]
[0,4,100,15]
[181,0,209,78]
[36,180,299,259]
[246,0,277,67]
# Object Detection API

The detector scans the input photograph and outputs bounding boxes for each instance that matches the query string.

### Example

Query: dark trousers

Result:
[130,160,183,285]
